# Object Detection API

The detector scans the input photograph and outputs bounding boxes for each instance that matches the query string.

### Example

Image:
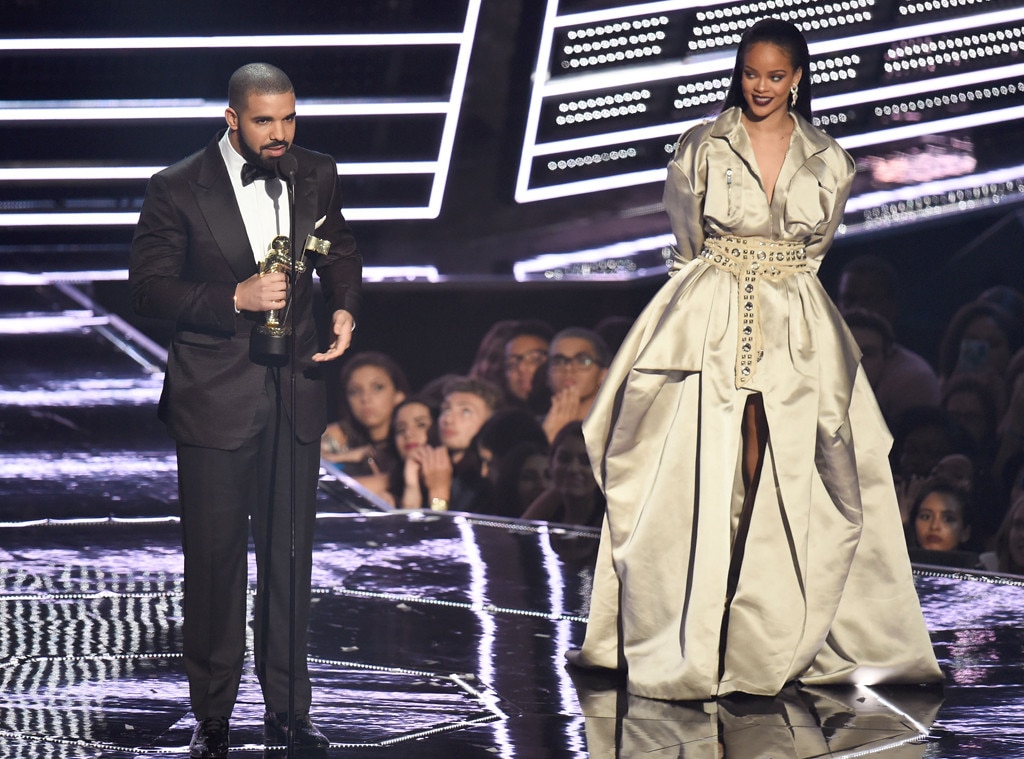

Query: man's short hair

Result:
[550,327,611,368]
[441,376,505,413]
[228,63,294,113]
[843,307,894,350]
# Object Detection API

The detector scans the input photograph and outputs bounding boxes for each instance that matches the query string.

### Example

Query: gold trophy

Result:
[249,233,331,366]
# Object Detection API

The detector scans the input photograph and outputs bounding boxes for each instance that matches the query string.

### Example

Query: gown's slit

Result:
[719,393,770,680]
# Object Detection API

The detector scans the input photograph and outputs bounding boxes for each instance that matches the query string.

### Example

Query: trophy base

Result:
[250,329,290,367]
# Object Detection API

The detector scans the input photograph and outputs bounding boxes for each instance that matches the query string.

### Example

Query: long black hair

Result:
[721,17,813,121]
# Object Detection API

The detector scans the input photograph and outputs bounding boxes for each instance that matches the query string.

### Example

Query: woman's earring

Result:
[790,84,799,107]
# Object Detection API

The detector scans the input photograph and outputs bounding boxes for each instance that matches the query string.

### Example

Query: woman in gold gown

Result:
[569,18,943,701]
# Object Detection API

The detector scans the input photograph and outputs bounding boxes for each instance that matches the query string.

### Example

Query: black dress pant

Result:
[176,369,320,719]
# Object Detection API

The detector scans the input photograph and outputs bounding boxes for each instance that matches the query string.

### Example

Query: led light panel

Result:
[0,2,482,227]
[516,0,1024,240]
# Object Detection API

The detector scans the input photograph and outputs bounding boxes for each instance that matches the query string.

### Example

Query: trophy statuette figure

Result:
[249,234,331,366]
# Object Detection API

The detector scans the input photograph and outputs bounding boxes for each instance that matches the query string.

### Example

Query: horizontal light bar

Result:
[513,232,674,280]
[0,32,464,52]
[844,162,1024,213]
[517,1,1024,201]
[362,266,440,283]
[516,102,1024,203]
[837,104,1024,150]
[0,314,110,333]
[554,0,729,28]
[533,59,1024,161]
[0,265,441,284]
[516,167,668,203]
[0,161,439,182]
[816,61,1024,112]
[539,7,1024,98]
[0,0,482,225]
[0,100,450,122]
[0,270,130,285]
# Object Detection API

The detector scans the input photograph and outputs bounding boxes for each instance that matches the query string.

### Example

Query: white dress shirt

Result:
[218,130,291,265]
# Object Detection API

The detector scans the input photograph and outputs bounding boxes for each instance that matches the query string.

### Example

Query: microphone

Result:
[275,152,298,184]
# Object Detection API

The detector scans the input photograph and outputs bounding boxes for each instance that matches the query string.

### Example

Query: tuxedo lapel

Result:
[291,156,318,250]
[192,138,259,282]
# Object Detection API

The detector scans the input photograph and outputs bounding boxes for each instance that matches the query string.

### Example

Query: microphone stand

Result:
[276,151,299,759]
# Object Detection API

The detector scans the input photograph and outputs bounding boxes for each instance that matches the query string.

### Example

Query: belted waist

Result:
[699,236,808,388]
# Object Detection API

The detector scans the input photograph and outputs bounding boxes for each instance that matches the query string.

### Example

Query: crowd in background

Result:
[321,254,1024,576]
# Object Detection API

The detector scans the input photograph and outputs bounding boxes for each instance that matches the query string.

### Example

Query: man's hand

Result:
[313,309,355,362]
[234,271,288,312]
[542,387,581,443]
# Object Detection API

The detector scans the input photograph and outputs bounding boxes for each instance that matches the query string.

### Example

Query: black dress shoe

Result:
[189,716,229,758]
[264,711,329,748]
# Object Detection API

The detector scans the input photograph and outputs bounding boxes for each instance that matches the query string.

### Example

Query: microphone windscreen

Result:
[276,152,298,181]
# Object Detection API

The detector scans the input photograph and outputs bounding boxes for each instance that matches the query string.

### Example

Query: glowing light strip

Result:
[844,162,1024,213]
[454,518,513,753]
[0,270,127,285]
[0,100,449,122]
[837,103,1024,150]
[516,102,1024,203]
[0,314,109,333]
[518,168,668,204]
[530,61,1024,160]
[0,32,464,51]
[0,0,482,222]
[816,61,1024,111]
[514,232,673,280]
[426,0,482,217]
[517,0,1024,200]
[534,7,1024,97]
[0,265,441,284]
[0,161,438,181]
[540,5,1024,98]
[0,205,445,224]
[554,0,730,27]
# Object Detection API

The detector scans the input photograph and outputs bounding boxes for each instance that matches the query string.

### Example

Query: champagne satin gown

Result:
[572,106,942,701]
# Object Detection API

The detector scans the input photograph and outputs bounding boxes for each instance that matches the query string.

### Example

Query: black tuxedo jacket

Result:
[129,133,362,449]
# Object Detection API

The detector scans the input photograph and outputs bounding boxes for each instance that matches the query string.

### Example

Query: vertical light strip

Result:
[454,517,514,754]
[537,526,590,755]
[428,0,483,217]
[516,0,563,203]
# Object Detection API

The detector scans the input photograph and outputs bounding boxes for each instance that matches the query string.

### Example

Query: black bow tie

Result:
[241,162,277,186]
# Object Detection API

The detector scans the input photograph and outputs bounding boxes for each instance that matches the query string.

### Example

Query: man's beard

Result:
[237,129,289,169]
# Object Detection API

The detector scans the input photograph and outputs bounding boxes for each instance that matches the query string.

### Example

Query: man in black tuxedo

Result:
[129,63,361,757]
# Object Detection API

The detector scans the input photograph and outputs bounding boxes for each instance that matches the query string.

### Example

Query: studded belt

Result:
[700,236,808,388]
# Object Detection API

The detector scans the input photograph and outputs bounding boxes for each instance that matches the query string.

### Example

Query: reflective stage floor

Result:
[2,283,1024,757]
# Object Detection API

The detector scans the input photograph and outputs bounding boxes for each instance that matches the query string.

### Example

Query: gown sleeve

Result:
[802,144,856,265]
[662,123,710,274]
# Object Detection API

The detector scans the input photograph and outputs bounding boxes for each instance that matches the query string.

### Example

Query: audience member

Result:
[321,352,410,499]
[909,477,974,550]
[469,320,519,389]
[938,300,1022,402]
[388,397,444,510]
[890,406,974,523]
[476,408,549,489]
[979,492,1024,574]
[436,376,503,512]
[522,422,605,528]
[418,373,462,409]
[502,320,554,409]
[994,371,1024,490]
[593,315,633,356]
[491,441,551,518]
[836,255,940,417]
[541,328,610,443]
[908,476,980,569]
[941,375,1001,466]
